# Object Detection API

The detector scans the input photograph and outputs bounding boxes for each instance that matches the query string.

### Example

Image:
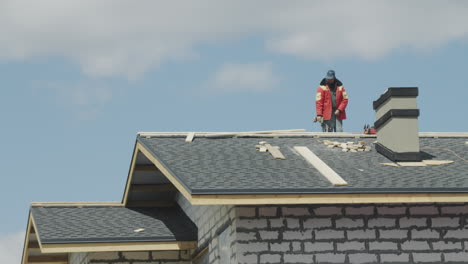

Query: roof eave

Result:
[39,240,197,254]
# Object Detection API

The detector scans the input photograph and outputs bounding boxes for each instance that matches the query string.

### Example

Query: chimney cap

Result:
[373,87,418,110]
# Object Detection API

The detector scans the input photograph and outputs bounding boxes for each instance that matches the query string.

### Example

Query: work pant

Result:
[321,111,343,132]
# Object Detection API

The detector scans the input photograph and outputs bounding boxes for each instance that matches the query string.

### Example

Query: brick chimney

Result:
[373,87,422,162]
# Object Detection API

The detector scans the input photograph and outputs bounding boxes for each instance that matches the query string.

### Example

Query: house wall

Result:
[69,253,90,264]
[235,203,468,264]
[70,251,191,264]
[176,193,237,263]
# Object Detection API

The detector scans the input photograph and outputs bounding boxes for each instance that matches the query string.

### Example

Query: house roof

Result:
[137,134,468,195]
[22,203,198,263]
[31,205,197,244]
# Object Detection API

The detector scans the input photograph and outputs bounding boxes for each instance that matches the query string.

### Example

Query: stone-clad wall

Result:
[235,204,468,264]
[176,193,237,263]
[70,251,191,264]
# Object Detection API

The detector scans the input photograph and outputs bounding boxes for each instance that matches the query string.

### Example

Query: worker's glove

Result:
[314,116,324,123]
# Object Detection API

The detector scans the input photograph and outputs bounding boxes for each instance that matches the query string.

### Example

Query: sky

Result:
[1,1,468,262]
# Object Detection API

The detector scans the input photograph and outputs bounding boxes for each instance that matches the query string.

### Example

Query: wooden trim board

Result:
[122,142,141,206]
[40,241,197,253]
[294,146,348,186]
[21,214,33,264]
[190,193,468,205]
[264,144,286,159]
[30,216,42,250]
[139,129,307,137]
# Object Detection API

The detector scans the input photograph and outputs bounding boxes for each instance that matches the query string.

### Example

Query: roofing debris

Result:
[256,141,286,159]
[322,139,372,152]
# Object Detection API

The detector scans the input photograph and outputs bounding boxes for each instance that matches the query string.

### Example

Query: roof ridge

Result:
[137,132,468,138]
[31,202,123,207]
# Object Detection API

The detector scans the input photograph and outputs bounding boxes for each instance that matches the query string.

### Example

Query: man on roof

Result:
[315,70,349,132]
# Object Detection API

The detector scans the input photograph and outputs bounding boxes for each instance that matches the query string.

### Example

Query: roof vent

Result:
[373,87,421,162]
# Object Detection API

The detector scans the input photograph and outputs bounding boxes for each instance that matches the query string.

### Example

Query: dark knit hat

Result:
[325,70,336,80]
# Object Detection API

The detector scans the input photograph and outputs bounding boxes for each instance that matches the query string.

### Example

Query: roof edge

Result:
[137,132,468,138]
[40,241,198,253]
[190,192,468,205]
[31,202,123,207]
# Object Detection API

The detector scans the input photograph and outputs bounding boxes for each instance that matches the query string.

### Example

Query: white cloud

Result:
[207,62,278,92]
[0,231,25,264]
[36,81,114,120]
[1,0,468,78]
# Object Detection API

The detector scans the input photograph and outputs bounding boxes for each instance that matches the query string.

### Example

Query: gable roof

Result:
[130,132,468,204]
[22,203,197,264]
[138,134,468,194]
[32,206,197,244]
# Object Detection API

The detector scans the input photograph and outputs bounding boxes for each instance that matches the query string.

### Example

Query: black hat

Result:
[325,70,335,80]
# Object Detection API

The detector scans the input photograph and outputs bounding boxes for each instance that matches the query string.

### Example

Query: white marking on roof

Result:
[294,146,348,186]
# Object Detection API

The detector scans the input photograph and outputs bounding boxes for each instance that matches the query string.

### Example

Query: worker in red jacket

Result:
[315,70,349,132]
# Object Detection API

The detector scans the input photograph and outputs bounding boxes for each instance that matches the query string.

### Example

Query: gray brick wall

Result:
[235,204,468,264]
[176,193,237,263]
[71,203,468,264]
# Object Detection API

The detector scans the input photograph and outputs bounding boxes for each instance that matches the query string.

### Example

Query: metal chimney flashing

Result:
[375,142,422,162]
[373,87,419,110]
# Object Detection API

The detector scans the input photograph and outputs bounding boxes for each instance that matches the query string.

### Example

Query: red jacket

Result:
[315,79,348,120]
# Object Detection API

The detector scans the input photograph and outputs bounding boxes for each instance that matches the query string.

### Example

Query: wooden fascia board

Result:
[135,141,193,202]
[30,215,43,252]
[40,241,197,253]
[21,213,33,264]
[190,193,468,205]
[122,141,140,206]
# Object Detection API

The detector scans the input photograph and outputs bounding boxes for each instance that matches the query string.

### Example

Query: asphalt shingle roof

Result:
[31,206,197,244]
[138,136,468,194]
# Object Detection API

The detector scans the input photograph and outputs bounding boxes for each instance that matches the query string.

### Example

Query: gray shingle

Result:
[31,206,197,243]
[138,136,468,194]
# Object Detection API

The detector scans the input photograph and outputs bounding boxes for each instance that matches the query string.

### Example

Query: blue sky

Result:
[1,1,468,262]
